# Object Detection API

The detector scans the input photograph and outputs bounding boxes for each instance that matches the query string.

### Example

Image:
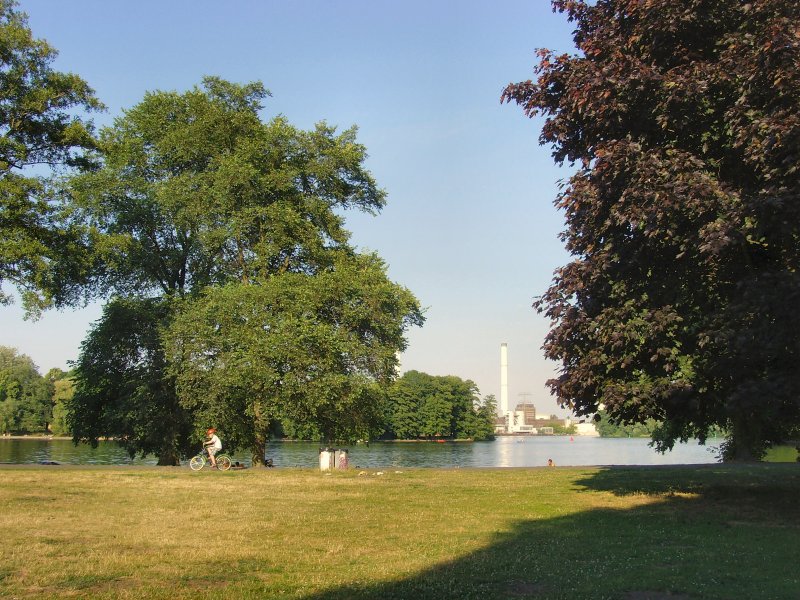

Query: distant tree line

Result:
[0,344,495,443]
[593,410,658,439]
[594,409,728,441]
[384,371,496,441]
[546,421,576,436]
[0,346,72,435]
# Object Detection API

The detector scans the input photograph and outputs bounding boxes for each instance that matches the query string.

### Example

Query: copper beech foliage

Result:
[503,0,800,460]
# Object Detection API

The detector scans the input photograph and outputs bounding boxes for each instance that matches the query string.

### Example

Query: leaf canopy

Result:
[167,253,423,455]
[0,0,101,313]
[503,0,800,460]
[70,77,386,300]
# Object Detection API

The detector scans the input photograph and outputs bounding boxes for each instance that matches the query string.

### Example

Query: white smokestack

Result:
[500,343,508,417]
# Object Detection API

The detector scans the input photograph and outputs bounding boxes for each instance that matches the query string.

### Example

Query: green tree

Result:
[436,375,485,439]
[594,410,657,438]
[0,0,101,313]
[386,371,495,440]
[418,388,452,438]
[503,0,800,461]
[167,253,423,465]
[69,77,384,300]
[473,394,498,441]
[0,346,48,433]
[385,370,426,439]
[46,368,73,436]
[67,78,399,464]
[68,298,192,465]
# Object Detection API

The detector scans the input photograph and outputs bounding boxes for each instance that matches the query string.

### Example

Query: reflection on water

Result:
[496,437,514,468]
[0,436,721,468]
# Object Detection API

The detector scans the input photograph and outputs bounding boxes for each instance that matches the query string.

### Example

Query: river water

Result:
[0,436,721,468]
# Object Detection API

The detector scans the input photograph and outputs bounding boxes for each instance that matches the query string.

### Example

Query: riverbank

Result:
[1,434,72,440]
[1,435,727,467]
[1,464,798,599]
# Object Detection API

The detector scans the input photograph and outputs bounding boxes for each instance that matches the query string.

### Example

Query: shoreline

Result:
[0,435,596,444]
[1,434,73,440]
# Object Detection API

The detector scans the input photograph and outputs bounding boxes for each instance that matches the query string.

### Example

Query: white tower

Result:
[500,343,509,431]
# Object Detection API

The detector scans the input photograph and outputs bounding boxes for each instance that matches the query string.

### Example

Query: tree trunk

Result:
[724,417,763,462]
[250,432,267,468]
[157,450,180,466]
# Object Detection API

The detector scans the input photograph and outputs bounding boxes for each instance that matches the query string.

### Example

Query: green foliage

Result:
[46,368,74,436]
[68,298,193,465]
[503,0,800,460]
[551,422,577,435]
[64,77,416,465]
[167,253,423,462]
[0,345,48,432]
[0,0,102,313]
[386,371,496,440]
[69,77,385,300]
[473,394,498,441]
[594,410,657,438]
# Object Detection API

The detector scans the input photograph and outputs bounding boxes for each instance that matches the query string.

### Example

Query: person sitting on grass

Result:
[203,428,222,469]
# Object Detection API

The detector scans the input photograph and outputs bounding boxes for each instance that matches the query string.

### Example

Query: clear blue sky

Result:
[2,1,578,416]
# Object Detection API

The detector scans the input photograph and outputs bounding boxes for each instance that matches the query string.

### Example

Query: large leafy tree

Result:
[68,78,401,464]
[167,253,423,465]
[0,0,101,313]
[503,0,800,460]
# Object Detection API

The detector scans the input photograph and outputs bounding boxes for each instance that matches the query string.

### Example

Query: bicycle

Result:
[189,449,232,471]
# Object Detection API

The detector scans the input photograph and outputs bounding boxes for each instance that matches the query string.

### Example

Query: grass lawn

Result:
[0,464,798,599]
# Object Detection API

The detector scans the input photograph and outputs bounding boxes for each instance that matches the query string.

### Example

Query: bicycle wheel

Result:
[189,454,206,471]
[216,455,232,471]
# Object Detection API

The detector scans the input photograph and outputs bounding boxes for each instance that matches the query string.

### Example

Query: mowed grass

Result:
[0,464,798,599]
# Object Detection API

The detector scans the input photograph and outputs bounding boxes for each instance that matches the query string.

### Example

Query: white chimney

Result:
[500,343,509,418]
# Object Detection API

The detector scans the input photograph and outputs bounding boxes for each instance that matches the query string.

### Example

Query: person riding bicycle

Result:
[203,428,222,469]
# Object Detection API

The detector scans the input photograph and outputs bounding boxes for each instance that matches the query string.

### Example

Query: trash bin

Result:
[319,448,349,471]
[319,448,335,471]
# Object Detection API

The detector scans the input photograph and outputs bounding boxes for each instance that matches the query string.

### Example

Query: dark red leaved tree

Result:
[504,0,800,460]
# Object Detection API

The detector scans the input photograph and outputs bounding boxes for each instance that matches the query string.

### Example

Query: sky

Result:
[2,1,579,417]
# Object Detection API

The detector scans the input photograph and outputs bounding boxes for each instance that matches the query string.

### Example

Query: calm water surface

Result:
[0,436,721,468]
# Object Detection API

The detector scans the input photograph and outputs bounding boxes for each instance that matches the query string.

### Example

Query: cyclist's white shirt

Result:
[209,434,222,451]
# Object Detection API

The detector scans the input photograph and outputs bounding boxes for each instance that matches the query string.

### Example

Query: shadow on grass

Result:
[302,465,800,600]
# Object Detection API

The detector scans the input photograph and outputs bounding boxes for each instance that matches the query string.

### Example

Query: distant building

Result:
[496,407,579,435]
[514,402,537,425]
[506,406,536,434]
